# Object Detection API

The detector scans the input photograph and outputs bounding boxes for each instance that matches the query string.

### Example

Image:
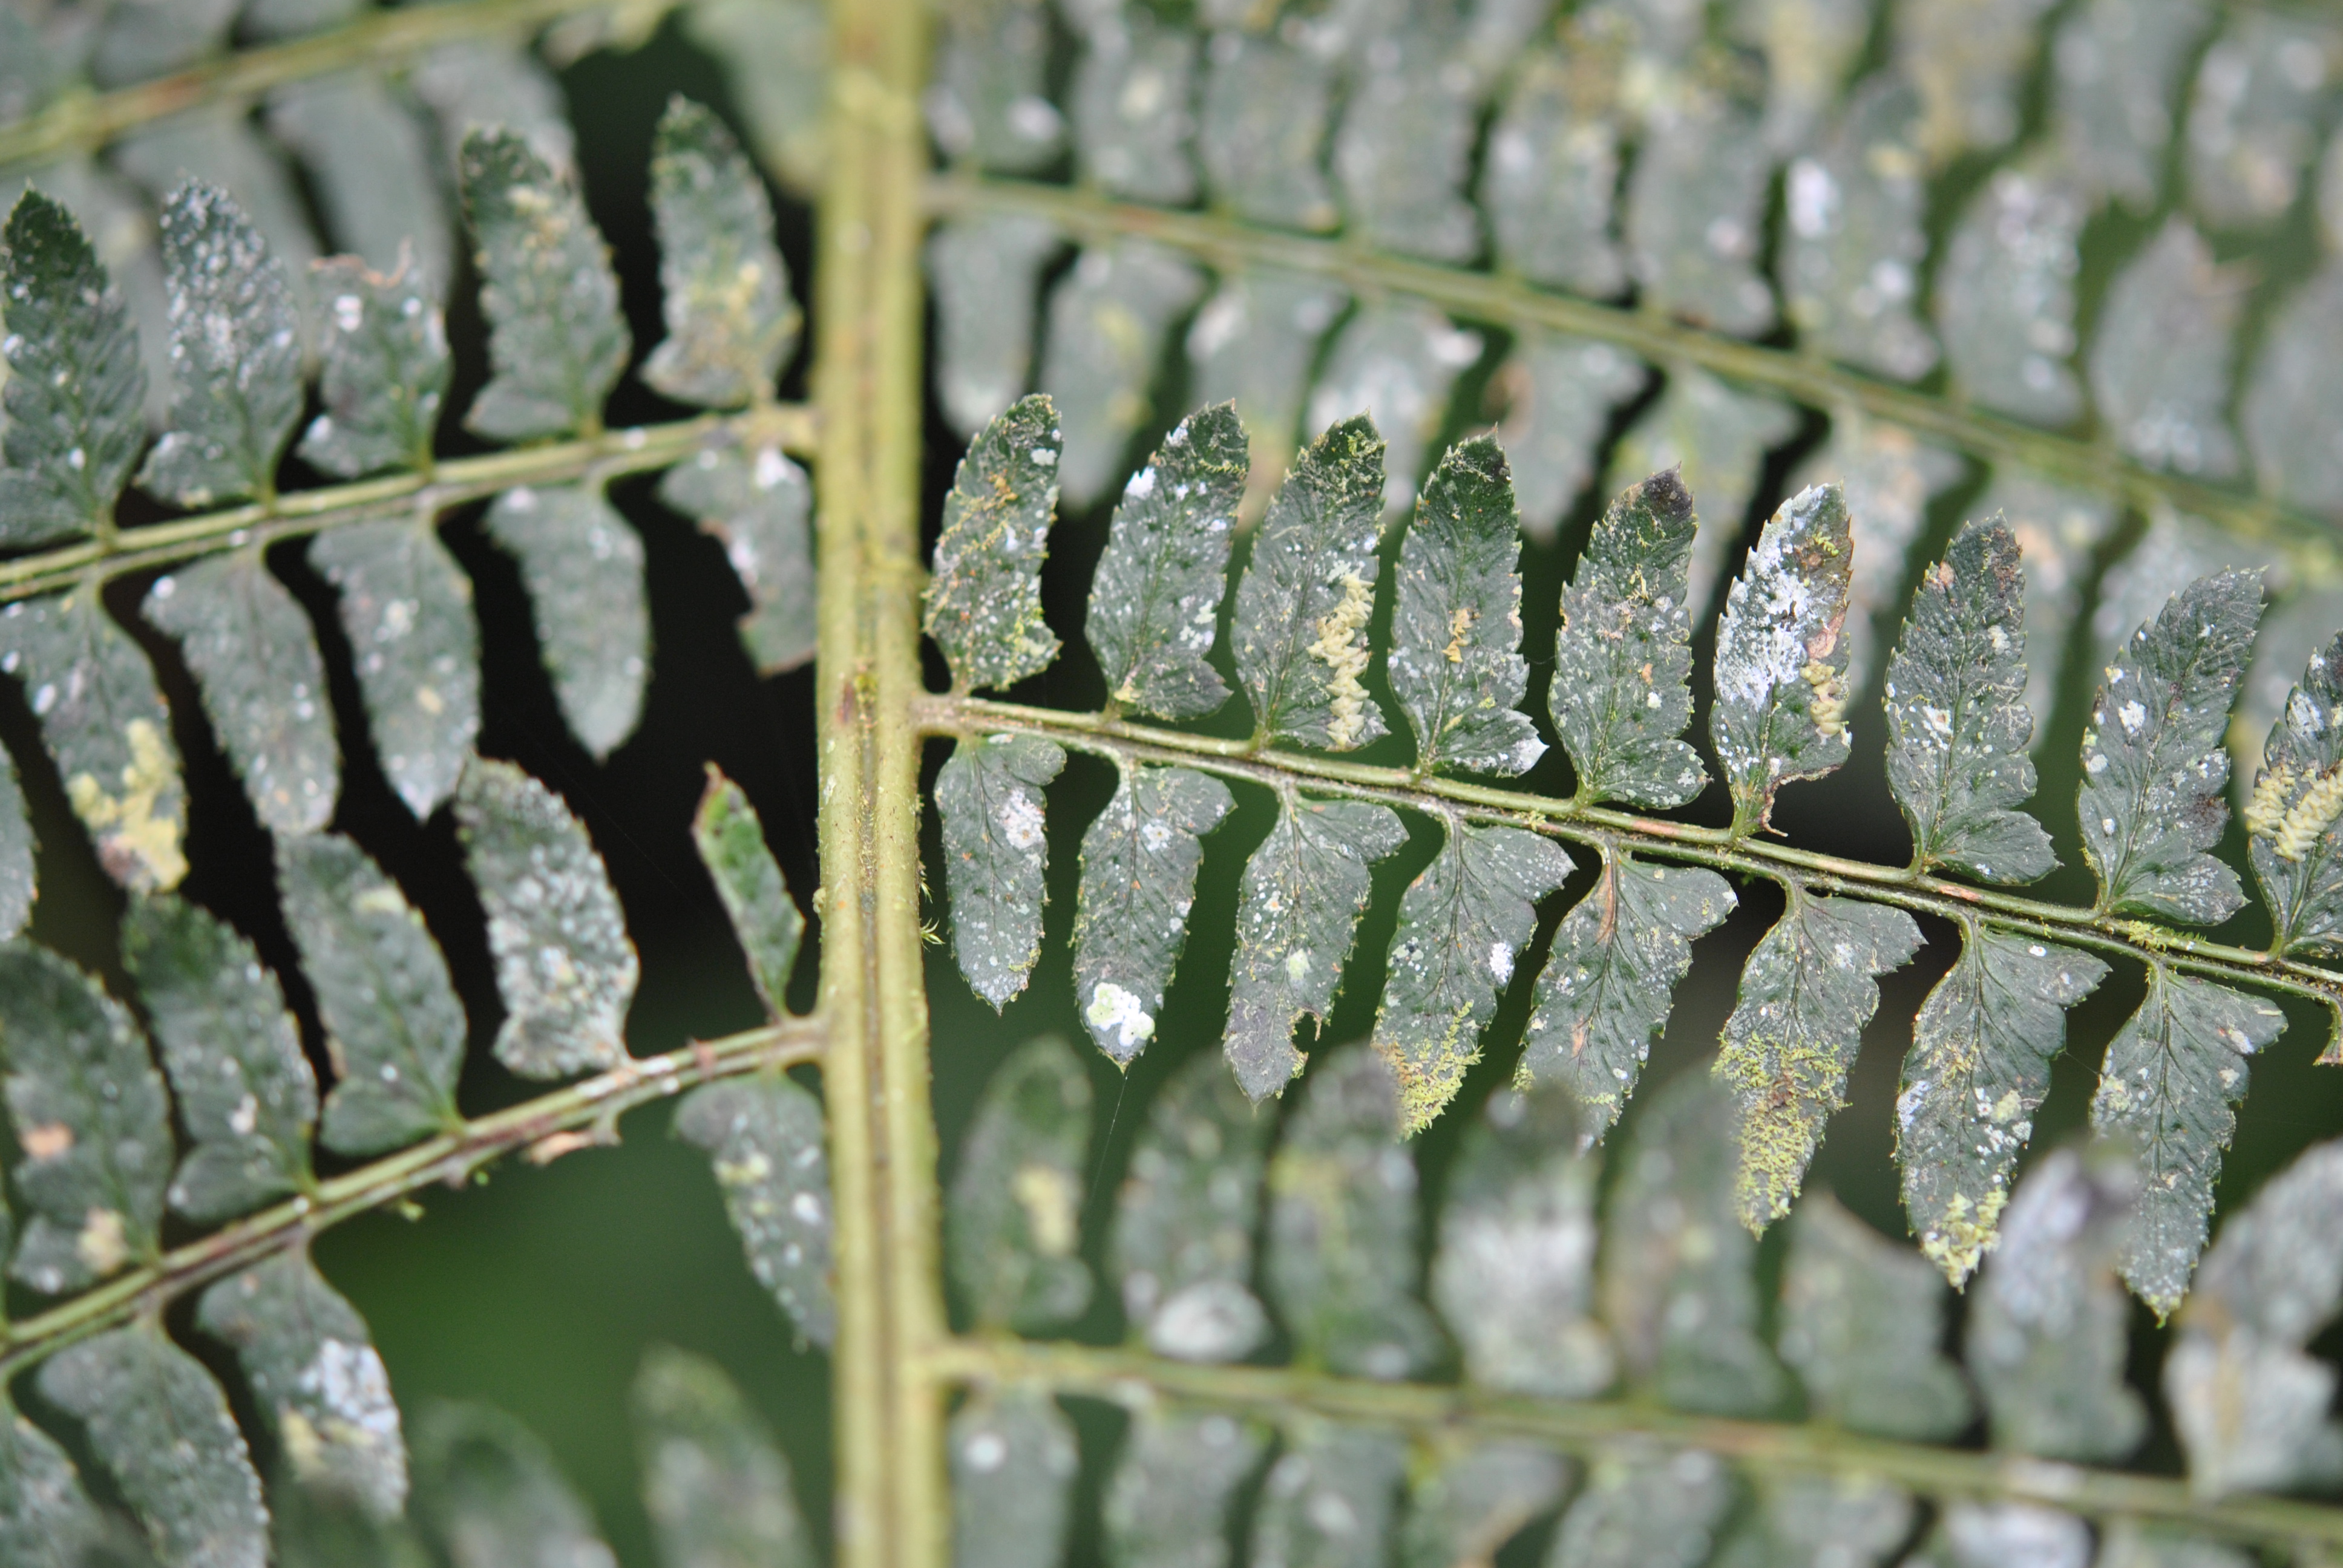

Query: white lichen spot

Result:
[996,788,1046,850]
[1086,981,1156,1054]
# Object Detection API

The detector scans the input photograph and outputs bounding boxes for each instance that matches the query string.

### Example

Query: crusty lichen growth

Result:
[1308,570,1376,750]
[66,717,188,892]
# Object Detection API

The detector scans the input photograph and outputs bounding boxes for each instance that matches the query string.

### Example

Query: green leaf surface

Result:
[1398,1439,1568,1568]
[1897,922,2108,1286]
[1386,436,1544,779]
[136,181,301,508]
[1372,822,1571,1132]
[265,71,449,286]
[456,758,637,1079]
[0,742,32,939]
[0,941,169,1294]
[928,0,1061,172]
[1794,412,1966,704]
[646,97,798,409]
[1712,1474,1916,1568]
[308,518,480,820]
[692,768,805,1018]
[1550,468,1708,809]
[1073,763,1231,1067]
[1333,30,1481,264]
[1625,91,1775,336]
[410,1402,615,1568]
[1608,368,1800,622]
[1904,1503,2093,1568]
[949,1387,1076,1568]
[927,216,1061,439]
[1714,892,1921,1230]
[948,1036,1093,1334]
[1711,482,1858,835]
[0,188,146,546]
[1598,1073,1790,1416]
[1894,0,2057,163]
[1935,162,2086,425]
[1518,852,1733,1138]
[0,1392,105,1568]
[2087,220,2242,479]
[1431,1085,1613,1399]
[1493,333,1646,543]
[2051,0,2211,207]
[195,1250,406,1519]
[275,833,464,1155]
[483,483,650,759]
[1039,242,1205,508]
[1067,16,1199,204]
[1883,517,2056,883]
[1102,1407,1267,1568]
[631,1345,814,1568]
[1265,1048,1441,1380]
[937,733,1067,1010]
[411,41,575,175]
[123,893,315,1223]
[144,552,341,838]
[0,587,189,892]
[923,394,1064,694]
[1548,1445,1734,1568]
[657,442,817,675]
[1184,271,1346,477]
[1306,304,1483,516]
[1085,404,1248,722]
[2245,633,2343,954]
[1196,34,1337,230]
[458,127,629,441]
[1978,472,2119,731]
[1111,1051,1271,1364]
[1247,1422,1405,1568]
[2241,261,2343,520]
[297,255,450,480]
[1782,78,1936,381]
[2184,11,2339,228]
[1965,1145,2148,1461]
[1778,1193,1972,1440]
[268,1469,431,1568]
[1481,48,1627,298]
[1230,416,1390,751]
[2097,1524,2254,1568]
[679,0,828,192]
[1224,794,1407,1101]
[675,1074,836,1348]
[2089,964,2285,1315]
[39,1323,269,1568]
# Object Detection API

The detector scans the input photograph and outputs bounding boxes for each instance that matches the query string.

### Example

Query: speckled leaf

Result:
[2246,633,2343,954]
[1711,483,1857,835]
[123,895,315,1223]
[1783,77,1938,381]
[483,483,649,759]
[2243,261,2343,519]
[133,182,300,508]
[2184,12,2339,229]
[2166,1140,2343,1498]
[113,113,320,321]
[2089,512,2257,678]
[1977,472,2119,731]
[0,189,146,546]
[0,587,189,892]
[309,520,479,820]
[1223,795,1406,1100]
[2088,221,2243,479]
[1481,48,1627,298]
[925,395,1063,694]
[659,442,816,675]
[1248,1422,1405,1568]
[458,128,629,441]
[1069,15,1199,204]
[1306,305,1483,517]
[927,0,1061,172]
[949,1387,1076,1568]
[1431,1085,1613,1398]
[1893,0,2057,162]
[1714,892,1921,1230]
[1103,1407,1268,1568]
[1230,417,1389,750]
[2079,569,2260,923]
[1386,437,1544,778]
[1966,1145,2147,1460]
[1550,467,1706,808]
[2091,965,2284,1315]
[0,1392,104,1568]
[937,733,1067,1010]
[0,942,168,1295]
[1518,852,1732,1138]
[1185,271,1347,482]
[1111,1052,1271,1362]
[1905,1505,2094,1568]
[1779,1193,1972,1440]
[1884,518,2056,881]
[1399,1440,1568,1568]
[631,1345,814,1568]
[1373,823,1571,1133]
[948,1036,1093,1333]
[1625,92,1775,337]
[1087,405,1247,721]
[645,97,796,408]
[266,71,450,286]
[2051,0,2213,209]
[1607,368,1800,619]
[1548,1445,1735,1568]
[196,1250,405,1519]
[928,217,1061,439]
[1935,164,2086,426]
[39,1323,269,1568]
[675,1074,835,1347]
[0,744,31,939]
[1266,1048,1441,1379]
[410,1402,614,1568]
[1039,243,1205,509]
[298,255,450,480]
[1334,31,1480,263]
[1197,34,1337,230]
[1073,765,1231,1067]
[692,768,804,1017]
[1599,1072,1789,1414]
[276,833,464,1155]
[1712,1474,1915,1568]
[1493,334,1646,543]
[144,552,340,837]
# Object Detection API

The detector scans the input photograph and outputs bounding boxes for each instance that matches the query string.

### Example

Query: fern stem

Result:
[0,0,664,169]
[926,697,2343,1011]
[927,177,2342,588]
[919,1338,2343,1549]
[0,1015,823,1379]
[0,405,816,605]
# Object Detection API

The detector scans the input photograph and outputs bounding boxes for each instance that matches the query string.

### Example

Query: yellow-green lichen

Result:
[64,717,186,892]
